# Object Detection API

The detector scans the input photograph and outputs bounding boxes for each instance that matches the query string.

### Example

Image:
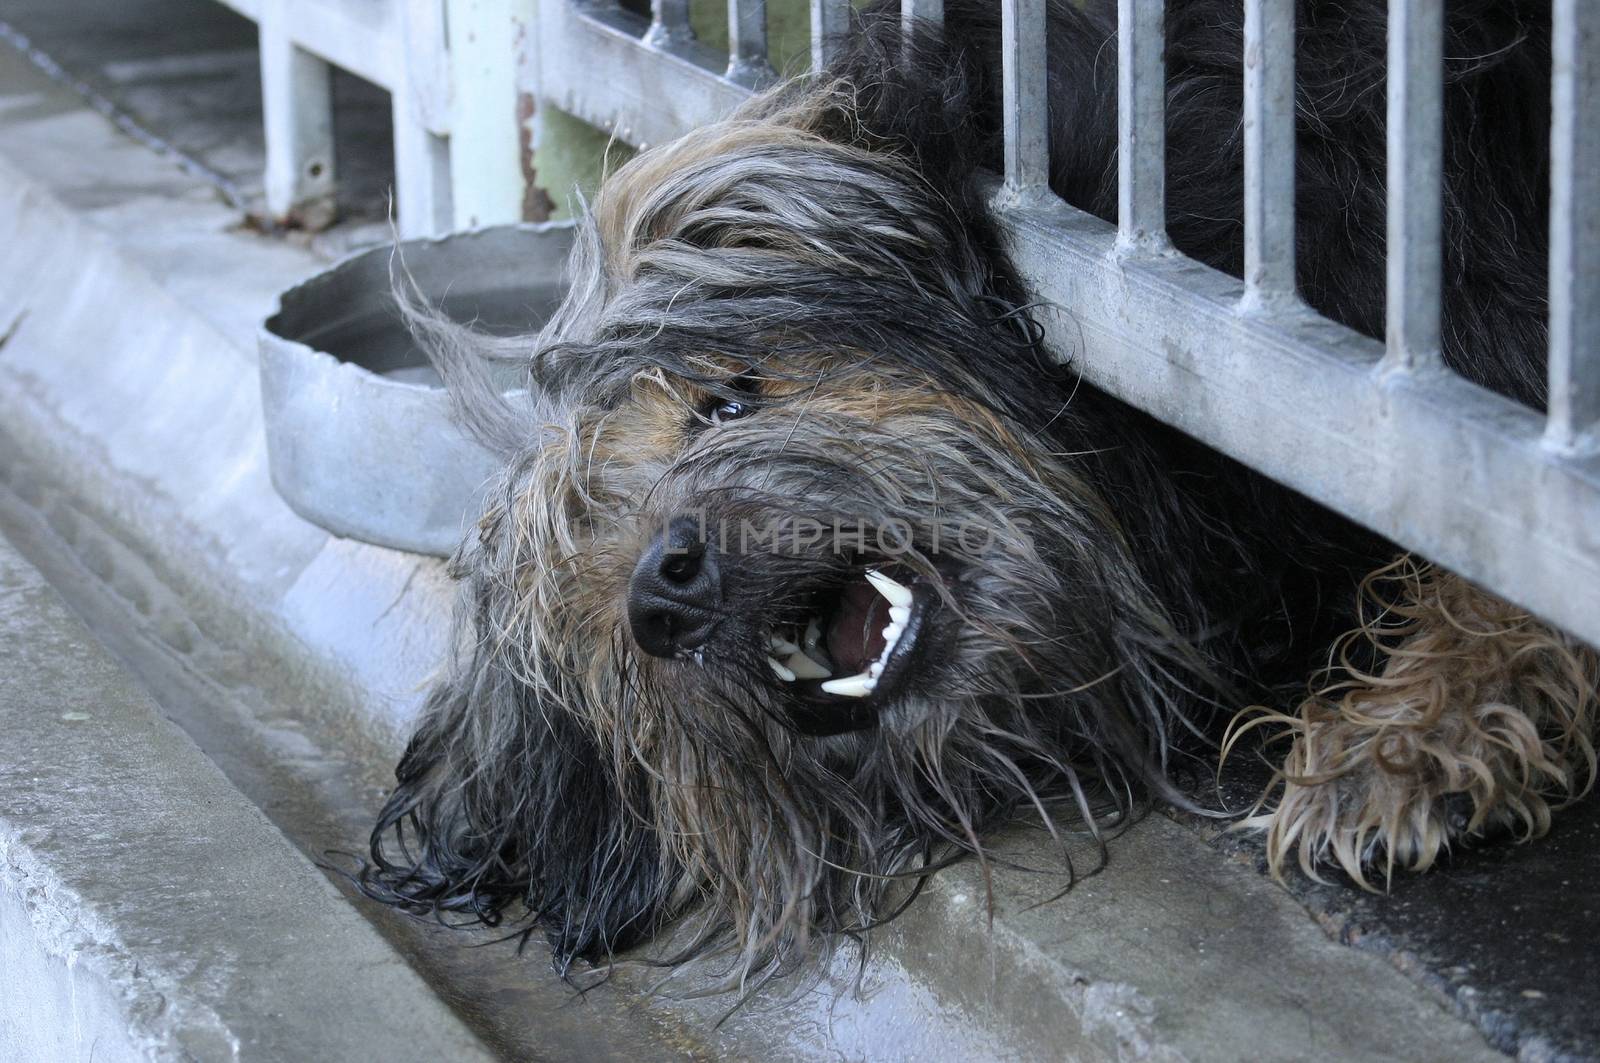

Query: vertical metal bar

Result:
[810,0,849,72]
[446,0,528,229]
[903,0,945,37]
[1000,0,1048,201]
[395,0,453,238]
[646,0,693,48]
[1118,0,1168,250]
[1547,0,1600,452]
[1242,0,1295,308]
[402,0,453,132]
[394,100,453,237]
[259,0,337,229]
[727,0,771,85]
[1383,0,1444,373]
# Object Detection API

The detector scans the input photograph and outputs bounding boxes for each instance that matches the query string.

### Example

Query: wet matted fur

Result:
[358,0,1597,985]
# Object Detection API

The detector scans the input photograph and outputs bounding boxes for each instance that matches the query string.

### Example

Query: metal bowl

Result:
[259,223,573,556]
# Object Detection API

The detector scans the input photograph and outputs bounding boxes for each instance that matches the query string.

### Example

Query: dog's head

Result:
[364,36,1207,983]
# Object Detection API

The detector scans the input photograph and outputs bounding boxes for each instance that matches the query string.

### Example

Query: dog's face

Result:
[516,346,1102,742]
[367,90,1198,980]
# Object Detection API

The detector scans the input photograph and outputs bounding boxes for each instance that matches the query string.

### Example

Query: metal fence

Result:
[215,0,528,233]
[231,0,1599,648]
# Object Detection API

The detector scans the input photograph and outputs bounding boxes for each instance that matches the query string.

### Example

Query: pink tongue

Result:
[825,580,889,675]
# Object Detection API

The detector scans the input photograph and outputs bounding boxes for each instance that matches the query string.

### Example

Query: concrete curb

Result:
[0,536,496,1062]
[0,37,1509,1062]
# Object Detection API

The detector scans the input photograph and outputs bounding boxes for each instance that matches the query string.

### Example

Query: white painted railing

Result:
[224,0,1600,647]
[217,0,528,234]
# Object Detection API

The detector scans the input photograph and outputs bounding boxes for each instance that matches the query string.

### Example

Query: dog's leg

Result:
[1232,557,1599,887]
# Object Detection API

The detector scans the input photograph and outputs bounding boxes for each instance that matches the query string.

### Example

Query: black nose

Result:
[628,517,722,658]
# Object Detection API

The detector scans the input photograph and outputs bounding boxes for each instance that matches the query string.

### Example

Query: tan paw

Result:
[1238,704,1552,889]
[1224,559,1597,890]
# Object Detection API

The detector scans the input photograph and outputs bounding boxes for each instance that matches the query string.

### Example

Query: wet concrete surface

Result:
[0,472,734,1062]
[1193,764,1600,1061]
[0,531,498,1062]
[1281,798,1600,1061]
[0,0,394,227]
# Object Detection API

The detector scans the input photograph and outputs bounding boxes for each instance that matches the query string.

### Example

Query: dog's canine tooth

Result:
[803,616,824,653]
[865,569,913,609]
[782,651,832,680]
[801,616,835,670]
[768,656,797,682]
[820,673,877,697]
[769,634,801,656]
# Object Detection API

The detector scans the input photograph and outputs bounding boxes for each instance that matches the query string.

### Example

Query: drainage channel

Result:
[0,444,789,1062]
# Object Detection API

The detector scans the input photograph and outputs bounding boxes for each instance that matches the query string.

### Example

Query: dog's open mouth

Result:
[764,566,937,731]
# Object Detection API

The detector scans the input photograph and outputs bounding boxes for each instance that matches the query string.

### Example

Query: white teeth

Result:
[820,617,904,698]
[803,617,824,653]
[770,626,831,678]
[796,574,917,700]
[820,673,877,697]
[865,569,913,609]
[782,651,832,680]
[800,617,835,670]
[881,622,902,649]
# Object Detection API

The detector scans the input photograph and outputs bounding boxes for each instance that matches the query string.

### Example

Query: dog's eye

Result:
[709,399,752,427]
[695,370,760,429]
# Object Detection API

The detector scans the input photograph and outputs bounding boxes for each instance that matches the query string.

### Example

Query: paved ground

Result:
[1202,786,1600,1061]
[0,534,497,1062]
[1185,753,1600,1061]
[0,0,393,230]
[0,2,1595,1059]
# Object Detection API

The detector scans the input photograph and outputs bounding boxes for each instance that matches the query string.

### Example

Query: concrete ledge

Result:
[0,536,495,1062]
[0,33,1510,1062]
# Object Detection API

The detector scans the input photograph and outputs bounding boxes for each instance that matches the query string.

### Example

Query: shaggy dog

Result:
[360,0,1598,985]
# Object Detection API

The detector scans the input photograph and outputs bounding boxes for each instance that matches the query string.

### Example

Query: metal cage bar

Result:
[1242,0,1295,307]
[727,0,770,84]
[1547,0,1600,454]
[1383,0,1444,373]
[902,0,944,36]
[1117,0,1168,250]
[810,0,849,71]
[393,0,452,237]
[531,2,747,150]
[502,0,1600,645]
[646,0,693,48]
[447,0,528,229]
[997,192,1600,647]
[259,2,336,228]
[1000,0,1048,200]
